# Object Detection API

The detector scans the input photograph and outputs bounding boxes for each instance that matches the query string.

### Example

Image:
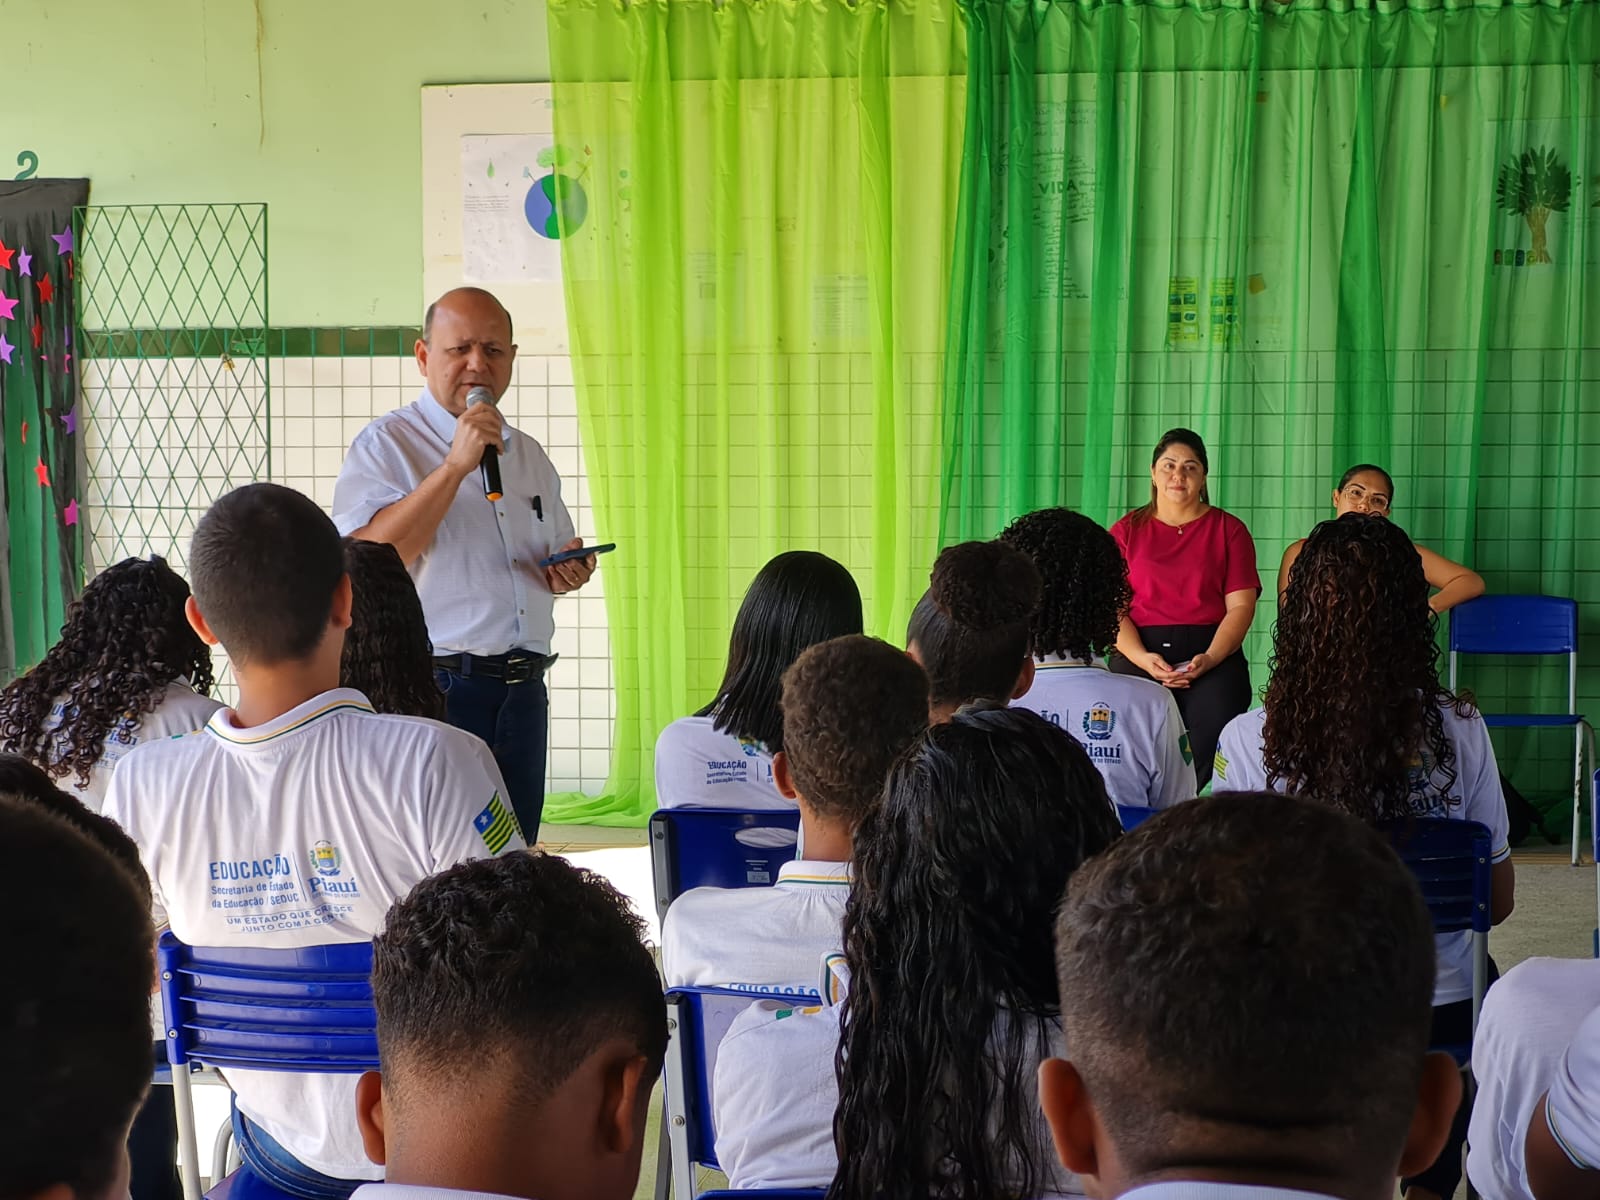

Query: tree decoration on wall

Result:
[0,177,89,673]
[1495,146,1572,265]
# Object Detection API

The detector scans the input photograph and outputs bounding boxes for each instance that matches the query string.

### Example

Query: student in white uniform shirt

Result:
[352,852,667,1200]
[1465,957,1600,1200]
[655,550,862,809]
[1001,507,1196,813]
[714,705,1121,1196]
[905,540,1042,721]
[1213,514,1514,1200]
[1525,996,1600,1199]
[662,635,929,992]
[1043,793,1463,1200]
[0,555,221,813]
[0,795,155,1200]
[105,484,525,1200]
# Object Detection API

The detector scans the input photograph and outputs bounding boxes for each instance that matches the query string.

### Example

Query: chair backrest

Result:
[650,806,801,920]
[1449,595,1578,657]
[664,985,819,1190]
[1379,818,1493,935]
[158,932,378,1072]
[1115,803,1156,832]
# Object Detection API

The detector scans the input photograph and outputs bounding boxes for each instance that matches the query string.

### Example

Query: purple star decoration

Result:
[59,407,76,434]
[50,226,73,256]
[16,249,31,277]
[0,332,12,365]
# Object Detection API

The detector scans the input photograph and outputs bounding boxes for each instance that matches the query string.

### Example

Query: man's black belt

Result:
[432,651,558,685]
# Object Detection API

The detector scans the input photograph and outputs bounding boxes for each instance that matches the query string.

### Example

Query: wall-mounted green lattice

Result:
[74,203,270,576]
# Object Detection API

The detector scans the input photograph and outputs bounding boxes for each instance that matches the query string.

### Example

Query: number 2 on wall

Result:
[13,151,38,180]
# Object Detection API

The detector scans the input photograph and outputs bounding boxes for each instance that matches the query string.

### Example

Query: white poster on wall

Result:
[461,134,592,283]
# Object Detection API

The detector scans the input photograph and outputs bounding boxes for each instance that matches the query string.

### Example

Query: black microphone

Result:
[467,386,503,501]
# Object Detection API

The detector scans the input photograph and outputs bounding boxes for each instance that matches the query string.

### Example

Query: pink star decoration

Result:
[64,499,79,527]
[0,292,16,320]
[0,332,12,365]
[16,248,30,277]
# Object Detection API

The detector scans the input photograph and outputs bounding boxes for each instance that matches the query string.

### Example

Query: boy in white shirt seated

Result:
[105,483,525,1198]
[354,852,667,1200]
[1466,957,1600,1199]
[1043,792,1462,1200]
[1,794,155,1200]
[1001,507,1197,813]
[661,634,928,993]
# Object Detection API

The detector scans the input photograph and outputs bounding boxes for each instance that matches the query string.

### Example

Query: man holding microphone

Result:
[333,287,594,843]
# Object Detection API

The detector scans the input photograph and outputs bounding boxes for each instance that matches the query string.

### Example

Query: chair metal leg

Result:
[1572,723,1585,867]
[170,1066,203,1200]
[212,1118,235,1189]
[653,1102,671,1200]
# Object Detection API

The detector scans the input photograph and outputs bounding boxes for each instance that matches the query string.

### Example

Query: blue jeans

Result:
[230,1102,359,1200]
[436,667,549,844]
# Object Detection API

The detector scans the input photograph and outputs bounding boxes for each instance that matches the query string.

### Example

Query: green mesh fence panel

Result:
[74,204,270,578]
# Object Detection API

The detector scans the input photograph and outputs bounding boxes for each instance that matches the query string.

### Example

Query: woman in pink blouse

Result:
[1110,428,1260,788]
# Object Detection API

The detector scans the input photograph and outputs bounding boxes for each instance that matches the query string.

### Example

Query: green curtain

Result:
[545,0,965,824]
[940,0,1599,820]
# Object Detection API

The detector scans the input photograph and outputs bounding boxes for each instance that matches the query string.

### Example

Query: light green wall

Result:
[7,0,549,324]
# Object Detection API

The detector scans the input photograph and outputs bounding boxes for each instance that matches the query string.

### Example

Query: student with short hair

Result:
[906,540,1042,721]
[342,538,446,720]
[655,551,863,809]
[1466,957,1600,1200]
[105,483,524,1198]
[662,635,929,992]
[1,794,156,1200]
[1214,514,1511,1200]
[1042,792,1462,1200]
[0,556,220,812]
[355,853,667,1200]
[713,706,1120,1196]
[1001,507,1196,813]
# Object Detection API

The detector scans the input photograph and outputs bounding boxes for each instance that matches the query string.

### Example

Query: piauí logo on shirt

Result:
[1083,704,1117,741]
[309,841,343,877]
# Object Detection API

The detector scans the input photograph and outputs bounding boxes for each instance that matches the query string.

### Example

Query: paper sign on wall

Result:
[460,134,591,283]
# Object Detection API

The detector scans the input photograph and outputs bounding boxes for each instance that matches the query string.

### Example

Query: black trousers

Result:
[1111,623,1251,791]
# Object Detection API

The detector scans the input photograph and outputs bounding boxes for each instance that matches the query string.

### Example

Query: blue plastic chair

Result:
[1380,818,1493,1060]
[158,932,378,1200]
[1449,595,1594,864]
[1114,803,1156,832]
[649,807,802,921]
[661,985,828,1200]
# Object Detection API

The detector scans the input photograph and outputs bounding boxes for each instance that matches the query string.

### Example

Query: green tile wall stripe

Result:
[80,327,423,358]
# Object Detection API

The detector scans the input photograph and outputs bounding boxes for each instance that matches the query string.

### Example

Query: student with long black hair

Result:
[342,539,446,720]
[1277,464,1485,614]
[712,705,1121,1198]
[0,556,219,812]
[905,540,1042,721]
[654,551,862,808]
[1216,513,1513,1200]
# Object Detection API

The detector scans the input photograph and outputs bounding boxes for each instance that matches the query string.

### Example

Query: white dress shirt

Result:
[104,687,524,1180]
[662,859,851,994]
[332,390,576,656]
[1214,702,1510,1006]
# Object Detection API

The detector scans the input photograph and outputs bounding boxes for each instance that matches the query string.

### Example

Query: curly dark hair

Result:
[0,557,214,789]
[778,635,929,828]
[830,706,1121,1200]
[1265,513,1469,822]
[342,539,445,720]
[906,541,1041,708]
[999,507,1131,662]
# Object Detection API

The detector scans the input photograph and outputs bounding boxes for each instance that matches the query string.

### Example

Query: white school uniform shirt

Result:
[1466,957,1600,1200]
[662,859,851,994]
[1214,703,1510,1006]
[1545,994,1600,1174]
[654,715,790,810]
[103,687,525,1181]
[42,678,222,813]
[1015,655,1196,812]
[331,389,576,657]
[713,981,1083,1196]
